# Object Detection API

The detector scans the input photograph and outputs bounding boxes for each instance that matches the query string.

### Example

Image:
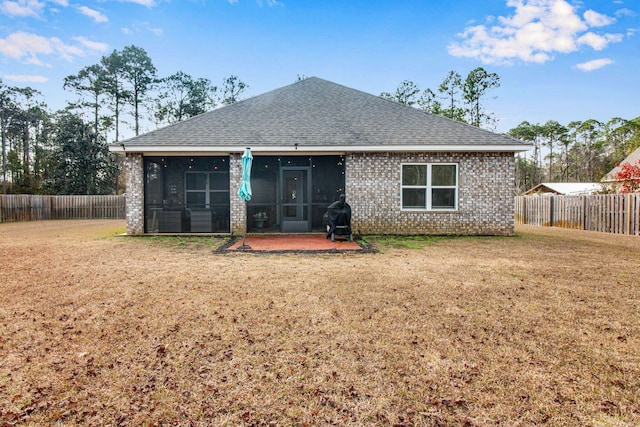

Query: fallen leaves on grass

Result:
[0,221,639,426]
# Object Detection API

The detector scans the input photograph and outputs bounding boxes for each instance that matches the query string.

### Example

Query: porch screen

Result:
[144,156,230,233]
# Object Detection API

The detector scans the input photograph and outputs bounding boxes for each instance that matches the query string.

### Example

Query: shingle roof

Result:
[113,77,530,153]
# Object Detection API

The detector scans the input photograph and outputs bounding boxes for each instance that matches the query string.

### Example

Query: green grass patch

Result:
[138,235,229,251]
[362,234,445,250]
[97,225,127,239]
[361,234,515,251]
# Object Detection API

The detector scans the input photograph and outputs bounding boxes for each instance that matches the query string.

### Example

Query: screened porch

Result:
[143,155,345,234]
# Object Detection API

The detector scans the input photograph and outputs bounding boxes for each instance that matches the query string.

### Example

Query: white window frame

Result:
[401,163,458,211]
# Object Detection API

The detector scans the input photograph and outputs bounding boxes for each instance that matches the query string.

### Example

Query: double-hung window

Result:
[401,163,458,210]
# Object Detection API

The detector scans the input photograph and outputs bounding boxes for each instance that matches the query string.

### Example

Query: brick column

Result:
[229,153,246,236]
[124,153,144,234]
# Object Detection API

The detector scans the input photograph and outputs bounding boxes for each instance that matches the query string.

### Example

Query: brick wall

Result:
[229,153,246,236]
[346,152,515,235]
[125,151,515,236]
[124,153,144,234]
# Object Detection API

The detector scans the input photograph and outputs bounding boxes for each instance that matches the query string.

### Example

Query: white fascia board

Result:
[109,144,533,154]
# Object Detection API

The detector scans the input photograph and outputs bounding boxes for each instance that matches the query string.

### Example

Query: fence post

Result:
[626,194,631,235]
[582,196,588,231]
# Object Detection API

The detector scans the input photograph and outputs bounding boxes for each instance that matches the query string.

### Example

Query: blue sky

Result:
[1,0,638,136]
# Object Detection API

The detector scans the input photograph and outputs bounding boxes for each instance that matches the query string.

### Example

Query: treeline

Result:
[508,119,640,194]
[0,45,248,195]
[3,57,639,196]
[380,68,501,129]
[381,70,640,194]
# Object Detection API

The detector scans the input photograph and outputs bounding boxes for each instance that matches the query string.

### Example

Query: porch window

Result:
[401,163,458,210]
[185,172,230,208]
[144,156,230,233]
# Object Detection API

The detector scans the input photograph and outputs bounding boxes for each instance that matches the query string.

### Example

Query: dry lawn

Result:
[0,220,638,426]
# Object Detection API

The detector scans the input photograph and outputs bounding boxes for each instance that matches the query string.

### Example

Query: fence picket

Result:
[515,193,640,236]
[0,195,125,223]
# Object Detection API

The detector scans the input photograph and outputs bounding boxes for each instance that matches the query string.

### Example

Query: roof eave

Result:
[109,144,533,154]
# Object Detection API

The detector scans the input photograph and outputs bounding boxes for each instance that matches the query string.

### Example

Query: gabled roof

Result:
[111,77,531,154]
[524,182,602,195]
[603,146,640,182]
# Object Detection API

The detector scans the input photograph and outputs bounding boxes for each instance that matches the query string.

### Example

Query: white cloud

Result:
[49,37,83,61]
[227,0,283,7]
[583,10,615,27]
[73,36,108,52]
[448,0,623,64]
[1,0,45,17]
[577,32,623,50]
[3,73,48,83]
[121,22,163,36]
[0,32,53,65]
[0,31,105,65]
[615,8,635,18]
[575,58,613,71]
[230,0,284,5]
[116,0,156,6]
[257,0,283,6]
[77,5,108,23]
[1,0,69,17]
[144,23,163,36]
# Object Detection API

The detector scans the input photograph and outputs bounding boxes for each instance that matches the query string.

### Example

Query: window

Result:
[185,171,230,208]
[401,163,458,210]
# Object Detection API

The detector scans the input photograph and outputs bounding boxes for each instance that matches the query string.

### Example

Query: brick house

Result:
[110,77,530,236]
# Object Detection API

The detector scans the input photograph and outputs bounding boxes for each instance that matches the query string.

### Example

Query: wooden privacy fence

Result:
[515,193,640,235]
[0,195,125,223]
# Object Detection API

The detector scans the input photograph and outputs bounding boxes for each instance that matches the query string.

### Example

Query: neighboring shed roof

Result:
[111,77,531,154]
[524,182,602,195]
[603,146,640,182]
